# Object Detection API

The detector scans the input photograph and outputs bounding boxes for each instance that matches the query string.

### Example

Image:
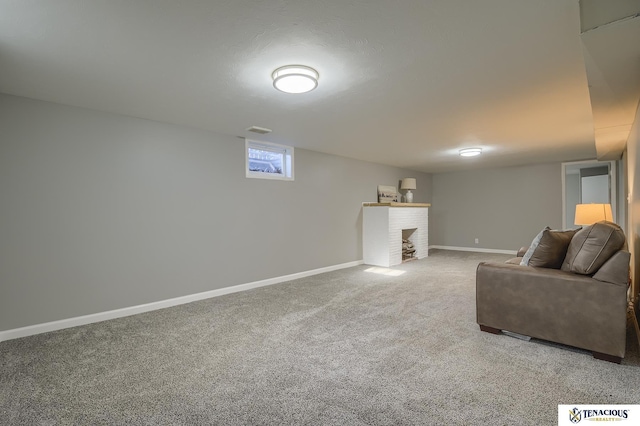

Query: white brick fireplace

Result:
[362,203,429,267]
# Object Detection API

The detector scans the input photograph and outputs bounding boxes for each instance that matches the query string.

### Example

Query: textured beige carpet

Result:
[1,250,639,425]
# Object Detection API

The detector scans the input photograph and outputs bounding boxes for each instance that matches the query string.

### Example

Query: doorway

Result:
[562,160,617,229]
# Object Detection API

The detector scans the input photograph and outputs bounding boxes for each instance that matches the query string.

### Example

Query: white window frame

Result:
[245,139,294,181]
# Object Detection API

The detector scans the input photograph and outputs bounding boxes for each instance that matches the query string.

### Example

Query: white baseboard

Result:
[0,259,364,343]
[429,245,516,255]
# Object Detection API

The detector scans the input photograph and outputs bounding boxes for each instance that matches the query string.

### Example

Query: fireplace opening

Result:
[402,228,417,262]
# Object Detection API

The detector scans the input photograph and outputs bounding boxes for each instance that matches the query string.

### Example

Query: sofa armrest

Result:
[476,262,628,358]
[593,250,630,286]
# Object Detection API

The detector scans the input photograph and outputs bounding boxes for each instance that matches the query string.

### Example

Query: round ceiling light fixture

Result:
[272,65,319,94]
[459,148,482,157]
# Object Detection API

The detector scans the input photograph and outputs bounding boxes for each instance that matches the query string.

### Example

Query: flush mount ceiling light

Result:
[272,65,319,94]
[459,148,482,157]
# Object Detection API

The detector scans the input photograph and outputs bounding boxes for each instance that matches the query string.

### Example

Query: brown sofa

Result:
[476,221,630,363]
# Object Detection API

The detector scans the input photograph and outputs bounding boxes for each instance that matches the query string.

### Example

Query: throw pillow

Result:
[520,227,550,266]
[561,221,626,275]
[520,227,580,268]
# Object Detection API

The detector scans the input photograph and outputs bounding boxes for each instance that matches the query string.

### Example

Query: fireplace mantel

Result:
[362,202,430,207]
[362,203,429,267]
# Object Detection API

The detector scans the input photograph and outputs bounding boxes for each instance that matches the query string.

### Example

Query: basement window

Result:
[245,139,294,180]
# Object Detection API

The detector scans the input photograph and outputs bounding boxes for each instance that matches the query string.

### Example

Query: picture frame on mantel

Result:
[377,185,398,203]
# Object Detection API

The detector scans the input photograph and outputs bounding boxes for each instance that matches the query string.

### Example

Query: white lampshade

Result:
[272,65,319,94]
[574,203,613,225]
[401,178,416,190]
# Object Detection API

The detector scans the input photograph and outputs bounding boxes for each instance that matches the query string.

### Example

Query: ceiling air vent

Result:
[246,126,272,135]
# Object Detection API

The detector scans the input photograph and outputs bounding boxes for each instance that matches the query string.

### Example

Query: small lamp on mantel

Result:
[574,203,613,225]
[401,178,417,203]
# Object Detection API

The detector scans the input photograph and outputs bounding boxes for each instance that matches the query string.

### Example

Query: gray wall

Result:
[0,94,432,331]
[430,163,563,251]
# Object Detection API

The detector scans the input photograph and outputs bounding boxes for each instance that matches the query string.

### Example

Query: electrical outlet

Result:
[474,238,479,244]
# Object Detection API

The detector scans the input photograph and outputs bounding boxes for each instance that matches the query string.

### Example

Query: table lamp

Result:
[401,178,416,203]
[574,203,613,225]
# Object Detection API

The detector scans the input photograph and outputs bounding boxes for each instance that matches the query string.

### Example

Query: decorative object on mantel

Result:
[401,178,416,203]
[377,185,398,203]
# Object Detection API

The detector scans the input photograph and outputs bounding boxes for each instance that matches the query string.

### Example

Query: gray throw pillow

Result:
[520,227,549,266]
[526,228,580,269]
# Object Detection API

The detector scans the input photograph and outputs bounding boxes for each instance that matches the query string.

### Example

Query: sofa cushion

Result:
[520,227,549,266]
[561,221,626,275]
[529,228,580,268]
[520,227,580,268]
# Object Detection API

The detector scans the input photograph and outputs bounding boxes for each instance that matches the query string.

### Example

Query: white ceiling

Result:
[0,0,637,173]
[579,0,640,161]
